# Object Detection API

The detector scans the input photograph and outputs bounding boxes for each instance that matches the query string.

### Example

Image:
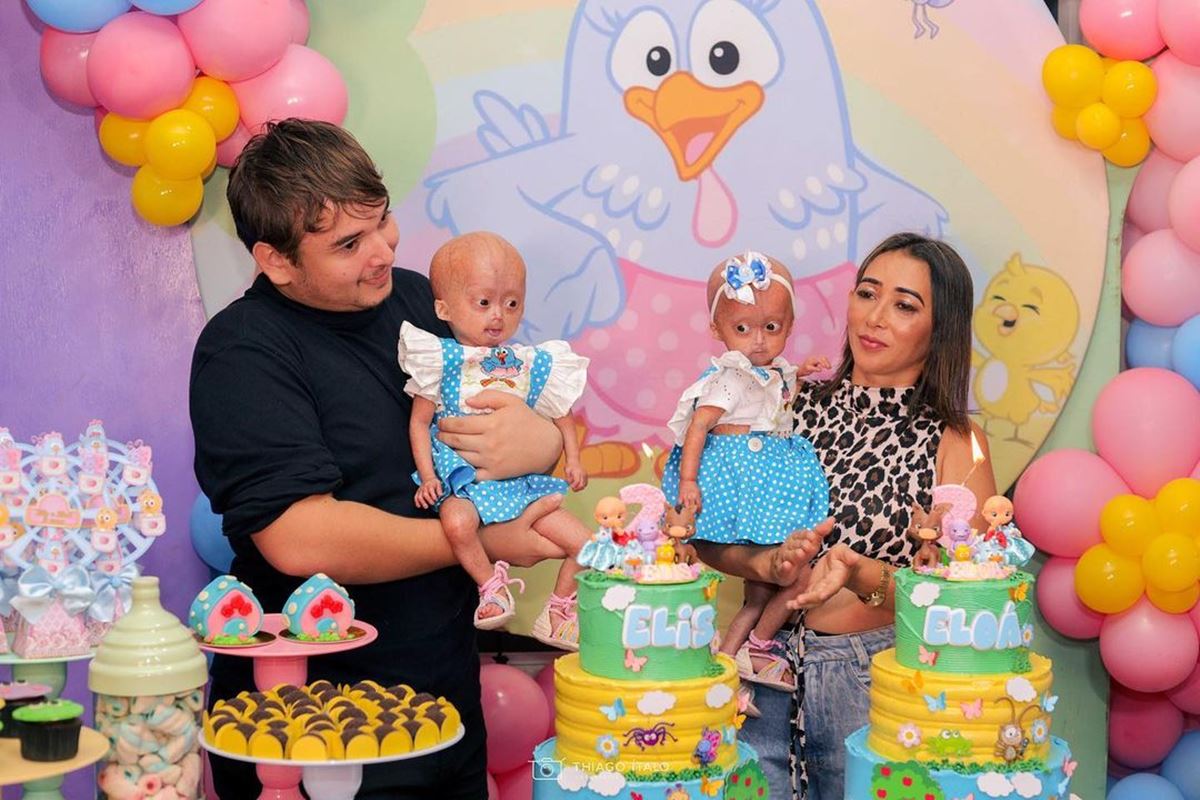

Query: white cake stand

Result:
[199,726,465,800]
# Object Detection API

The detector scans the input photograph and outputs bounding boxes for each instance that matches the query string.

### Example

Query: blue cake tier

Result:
[845,727,1074,800]
[531,738,768,799]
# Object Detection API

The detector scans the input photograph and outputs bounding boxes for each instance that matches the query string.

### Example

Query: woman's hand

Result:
[770,518,833,585]
[479,494,568,567]
[436,391,563,481]
[785,543,863,610]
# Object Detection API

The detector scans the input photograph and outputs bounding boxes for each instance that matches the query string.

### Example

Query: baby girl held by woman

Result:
[663,251,832,691]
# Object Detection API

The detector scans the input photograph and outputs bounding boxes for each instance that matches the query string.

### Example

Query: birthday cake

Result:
[843,494,1077,800]
[533,487,768,800]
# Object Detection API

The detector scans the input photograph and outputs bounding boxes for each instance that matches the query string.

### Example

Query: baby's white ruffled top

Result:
[397,321,588,419]
[666,351,797,444]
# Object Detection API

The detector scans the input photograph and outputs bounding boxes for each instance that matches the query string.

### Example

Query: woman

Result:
[698,232,998,800]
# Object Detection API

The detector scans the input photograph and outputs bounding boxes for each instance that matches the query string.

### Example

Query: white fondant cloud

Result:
[588,771,627,796]
[558,767,588,791]
[602,585,637,612]
[1006,677,1037,703]
[1011,773,1042,798]
[637,690,676,715]
[910,582,942,608]
[977,772,1013,797]
[706,684,734,708]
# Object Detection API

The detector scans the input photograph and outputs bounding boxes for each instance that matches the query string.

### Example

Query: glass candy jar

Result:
[89,577,208,799]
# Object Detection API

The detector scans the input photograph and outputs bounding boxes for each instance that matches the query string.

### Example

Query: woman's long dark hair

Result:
[816,232,974,434]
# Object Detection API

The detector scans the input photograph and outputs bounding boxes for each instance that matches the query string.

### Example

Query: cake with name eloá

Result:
[533,486,769,800]
[843,492,1078,800]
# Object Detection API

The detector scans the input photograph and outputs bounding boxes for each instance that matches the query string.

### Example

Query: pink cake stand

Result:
[199,613,378,800]
[199,726,464,800]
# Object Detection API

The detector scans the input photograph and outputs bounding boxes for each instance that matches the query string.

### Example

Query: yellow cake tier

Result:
[867,648,1055,765]
[553,652,741,774]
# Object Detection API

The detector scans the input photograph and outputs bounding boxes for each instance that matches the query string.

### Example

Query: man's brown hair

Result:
[226,119,389,264]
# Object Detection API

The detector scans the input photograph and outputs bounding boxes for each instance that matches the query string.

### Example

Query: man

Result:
[190,119,566,797]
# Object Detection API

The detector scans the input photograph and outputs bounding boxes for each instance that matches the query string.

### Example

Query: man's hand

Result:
[479,494,568,567]
[785,543,863,610]
[436,391,563,481]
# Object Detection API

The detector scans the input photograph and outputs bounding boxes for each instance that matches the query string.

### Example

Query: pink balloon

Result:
[486,772,499,800]
[86,12,195,119]
[40,28,98,107]
[231,44,348,133]
[533,660,558,738]
[1169,156,1200,253]
[1109,682,1185,767]
[1101,597,1200,692]
[1080,0,1166,59]
[1093,368,1200,496]
[1013,449,1128,557]
[215,120,252,167]
[289,0,309,44]
[1122,229,1200,326]
[1122,220,1145,261]
[1168,661,1200,713]
[1037,557,1105,639]
[1160,0,1200,66]
[479,663,550,774]
[1128,150,1185,232]
[494,763,533,800]
[1146,52,1200,161]
[177,0,291,82]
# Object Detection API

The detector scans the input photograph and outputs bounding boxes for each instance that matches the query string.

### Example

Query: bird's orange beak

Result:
[624,73,763,182]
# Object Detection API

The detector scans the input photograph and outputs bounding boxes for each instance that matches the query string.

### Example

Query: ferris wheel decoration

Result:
[0,421,165,657]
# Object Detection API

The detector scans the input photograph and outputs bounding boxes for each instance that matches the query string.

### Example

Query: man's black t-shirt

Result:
[190,269,484,796]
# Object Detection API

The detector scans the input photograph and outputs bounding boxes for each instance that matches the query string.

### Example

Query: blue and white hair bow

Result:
[709,250,796,321]
[10,564,96,624]
[0,571,18,618]
[88,564,138,623]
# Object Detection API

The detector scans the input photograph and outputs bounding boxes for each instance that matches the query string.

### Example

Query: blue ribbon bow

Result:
[721,251,772,305]
[10,564,96,623]
[88,564,138,623]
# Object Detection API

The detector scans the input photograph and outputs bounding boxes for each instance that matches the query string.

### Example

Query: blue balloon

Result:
[1171,315,1200,390]
[131,0,202,14]
[1128,319,1179,369]
[1162,731,1200,800]
[25,0,132,33]
[189,492,234,575]
[1109,773,1186,800]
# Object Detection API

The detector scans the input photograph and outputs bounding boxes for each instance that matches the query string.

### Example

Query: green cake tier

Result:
[894,568,1035,674]
[576,570,723,681]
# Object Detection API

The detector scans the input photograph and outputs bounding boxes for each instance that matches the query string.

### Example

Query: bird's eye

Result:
[610,10,677,90]
[690,0,781,88]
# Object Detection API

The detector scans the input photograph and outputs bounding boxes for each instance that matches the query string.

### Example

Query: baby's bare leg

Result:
[440,498,491,586]
[533,508,589,597]
[721,579,773,656]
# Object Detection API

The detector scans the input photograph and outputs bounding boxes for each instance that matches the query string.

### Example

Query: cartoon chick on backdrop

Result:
[972,254,1079,446]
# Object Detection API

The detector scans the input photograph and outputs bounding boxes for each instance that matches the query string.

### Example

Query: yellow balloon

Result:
[1075,543,1144,614]
[131,166,204,227]
[1102,60,1158,118]
[1042,44,1105,108]
[181,76,240,142]
[1051,106,1080,140]
[145,109,218,182]
[1147,582,1200,613]
[1103,118,1152,167]
[202,153,217,180]
[1102,56,1118,73]
[1100,494,1161,557]
[98,113,149,167]
[1143,532,1200,592]
[1076,102,1123,149]
[1156,478,1200,535]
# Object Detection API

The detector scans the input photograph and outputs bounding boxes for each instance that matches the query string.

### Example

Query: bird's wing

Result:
[473,90,553,157]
